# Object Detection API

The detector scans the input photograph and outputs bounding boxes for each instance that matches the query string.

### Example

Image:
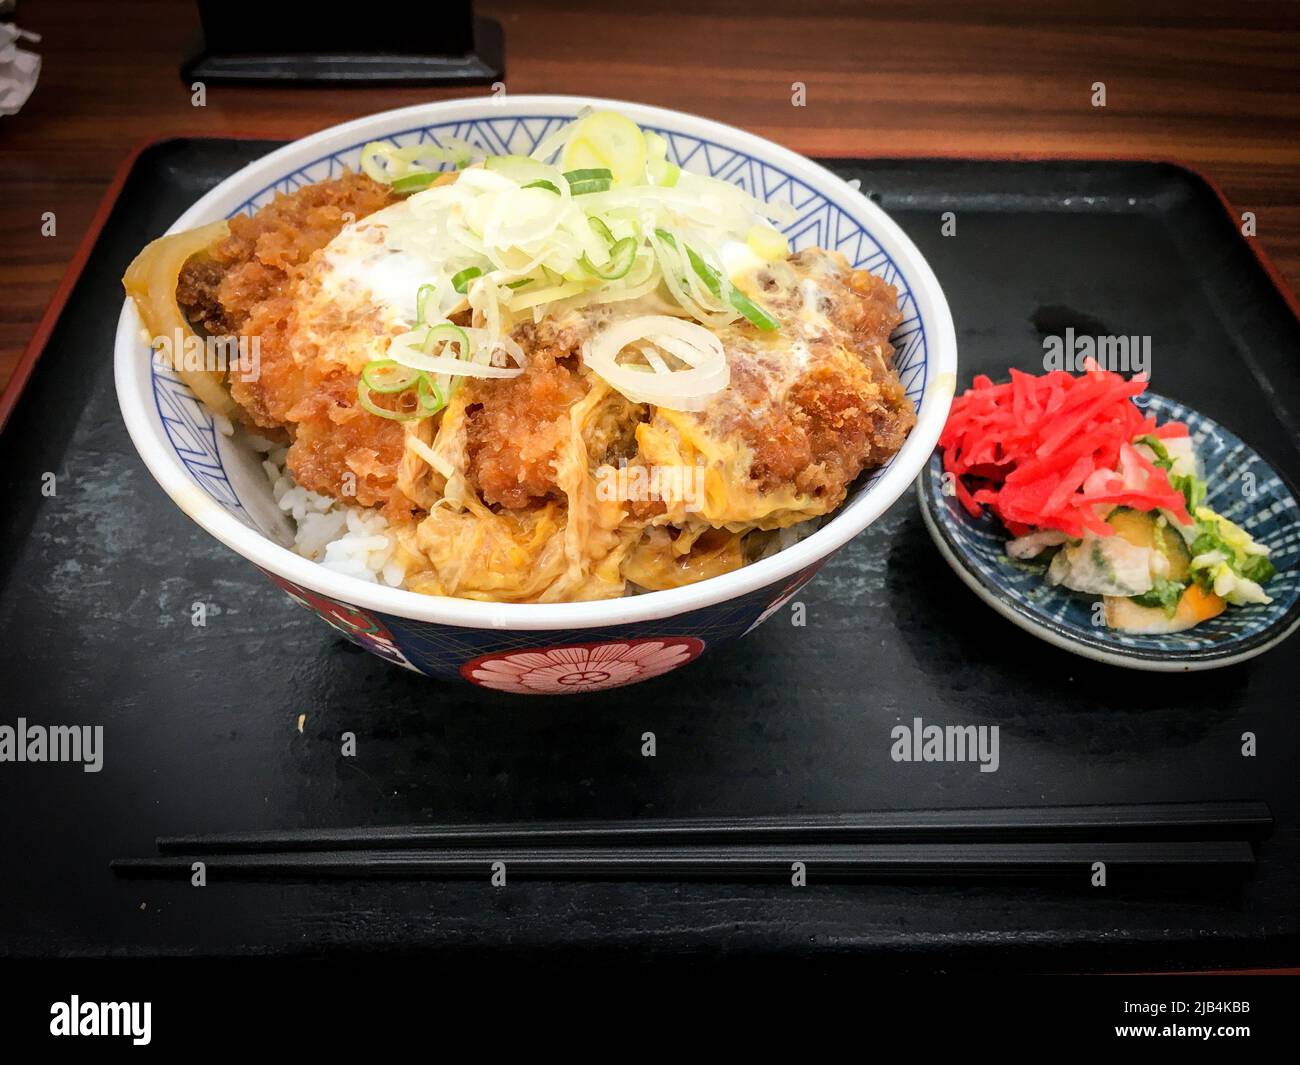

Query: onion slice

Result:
[122,220,245,421]
[387,329,524,379]
[581,315,729,412]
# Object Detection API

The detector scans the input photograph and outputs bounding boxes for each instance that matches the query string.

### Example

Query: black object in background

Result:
[183,0,504,84]
[1,141,1298,967]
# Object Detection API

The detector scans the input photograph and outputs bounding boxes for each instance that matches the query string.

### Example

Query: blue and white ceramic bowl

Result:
[115,96,957,693]
[919,392,1300,671]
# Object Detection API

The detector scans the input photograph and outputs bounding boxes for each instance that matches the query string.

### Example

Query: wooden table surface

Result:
[2,0,1298,392]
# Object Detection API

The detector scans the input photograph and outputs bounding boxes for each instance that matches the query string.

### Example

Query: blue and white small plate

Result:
[918,393,1300,671]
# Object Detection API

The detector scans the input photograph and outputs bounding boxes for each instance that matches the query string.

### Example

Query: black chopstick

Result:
[153,801,1273,854]
[111,840,1256,882]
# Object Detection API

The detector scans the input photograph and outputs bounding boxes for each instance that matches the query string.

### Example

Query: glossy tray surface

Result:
[1,141,1297,966]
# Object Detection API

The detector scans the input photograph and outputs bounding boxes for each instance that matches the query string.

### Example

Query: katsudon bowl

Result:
[115,96,957,693]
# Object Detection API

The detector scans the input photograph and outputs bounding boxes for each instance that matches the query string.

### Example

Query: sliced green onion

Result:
[643,131,681,187]
[564,168,613,183]
[361,359,421,394]
[360,139,474,184]
[417,374,447,414]
[504,277,534,289]
[564,168,613,195]
[649,158,680,188]
[421,322,472,358]
[358,358,447,421]
[580,237,638,281]
[391,171,439,194]
[522,180,561,195]
[356,379,424,421]
[725,287,780,331]
[451,267,483,294]
[683,246,719,289]
[587,215,615,246]
[562,113,646,185]
[415,283,437,325]
[682,243,780,332]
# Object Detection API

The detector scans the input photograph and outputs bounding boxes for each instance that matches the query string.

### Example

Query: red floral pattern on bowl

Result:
[462,638,706,694]
[261,570,423,673]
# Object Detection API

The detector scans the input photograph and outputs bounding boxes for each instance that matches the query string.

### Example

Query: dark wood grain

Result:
[2,0,1297,390]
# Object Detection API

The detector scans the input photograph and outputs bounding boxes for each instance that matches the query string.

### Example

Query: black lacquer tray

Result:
[1,140,1297,968]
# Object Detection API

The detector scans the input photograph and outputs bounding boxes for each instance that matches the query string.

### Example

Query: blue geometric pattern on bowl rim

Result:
[149,115,929,524]
[920,392,1300,663]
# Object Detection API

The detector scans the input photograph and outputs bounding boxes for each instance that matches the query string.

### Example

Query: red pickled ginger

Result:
[938,363,1192,538]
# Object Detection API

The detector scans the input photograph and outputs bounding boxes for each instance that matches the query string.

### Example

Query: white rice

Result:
[257,442,407,588]
[245,432,820,594]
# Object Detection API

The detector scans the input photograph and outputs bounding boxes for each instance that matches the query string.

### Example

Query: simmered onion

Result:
[122,219,244,421]
[386,327,525,379]
[581,315,729,411]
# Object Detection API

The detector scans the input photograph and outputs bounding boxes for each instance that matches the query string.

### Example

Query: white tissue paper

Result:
[0,24,40,116]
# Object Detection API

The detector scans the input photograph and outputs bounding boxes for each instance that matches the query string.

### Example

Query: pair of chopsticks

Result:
[111,801,1270,883]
